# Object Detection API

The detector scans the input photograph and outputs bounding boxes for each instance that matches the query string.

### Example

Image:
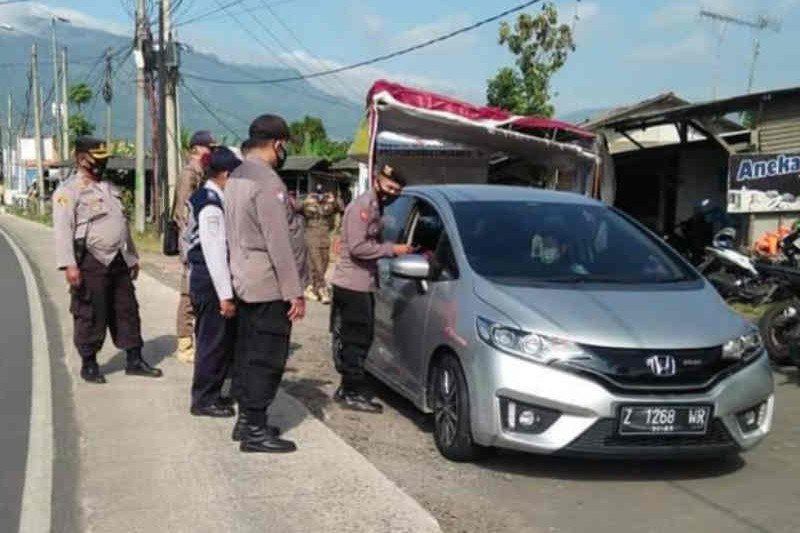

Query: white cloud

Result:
[273,50,481,105]
[390,13,477,51]
[630,32,710,63]
[363,13,385,36]
[557,1,600,39]
[0,2,129,36]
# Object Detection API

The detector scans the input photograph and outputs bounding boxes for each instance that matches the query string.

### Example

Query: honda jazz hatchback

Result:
[366,185,774,461]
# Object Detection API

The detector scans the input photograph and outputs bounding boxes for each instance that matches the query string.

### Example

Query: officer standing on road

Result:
[53,137,163,384]
[173,130,217,365]
[225,114,306,453]
[185,147,241,418]
[330,165,413,412]
[302,182,342,304]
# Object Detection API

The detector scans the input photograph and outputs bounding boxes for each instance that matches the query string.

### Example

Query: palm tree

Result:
[68,83,92,112]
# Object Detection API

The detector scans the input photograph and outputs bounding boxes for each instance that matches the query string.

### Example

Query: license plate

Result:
[618,405,711,435]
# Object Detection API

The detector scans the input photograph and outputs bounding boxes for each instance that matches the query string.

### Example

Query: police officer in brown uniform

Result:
[53,137,163,384]
[173,131,217,364]
[330,165,413,412]
[302,183,342,304]
[225,115,306,453]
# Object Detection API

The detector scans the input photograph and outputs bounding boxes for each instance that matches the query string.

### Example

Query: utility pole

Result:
[50,18,61,160]
[61,47,69,158]
[700,9,781,95]
[134,0,147,233]
[7,95,12,192]
[103,48,113,147]
[31,43,45,214]
[157,0,169,233]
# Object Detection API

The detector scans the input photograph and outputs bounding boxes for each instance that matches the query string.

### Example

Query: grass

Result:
[132,227,163,254]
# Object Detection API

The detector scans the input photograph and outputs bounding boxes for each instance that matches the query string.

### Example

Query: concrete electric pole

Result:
[157,0,169,233]
[61,47,69,157]
[103,47,113,147]
[31,43,45,214]
[7,94,12,188]
[50,18,60,159]
[134,0,147,233]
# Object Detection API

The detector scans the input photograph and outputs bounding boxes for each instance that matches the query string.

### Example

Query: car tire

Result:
[431,354,489,462]
[759,301,798,366]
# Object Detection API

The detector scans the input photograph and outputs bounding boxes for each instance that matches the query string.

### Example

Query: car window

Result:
[451,200,695,285]
[408,200,458,281]
[381,195,415,243]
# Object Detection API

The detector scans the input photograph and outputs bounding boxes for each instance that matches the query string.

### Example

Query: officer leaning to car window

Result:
[53,137,163,384]
[329,164,414,413]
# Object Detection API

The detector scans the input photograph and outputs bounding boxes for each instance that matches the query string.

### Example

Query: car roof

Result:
[403,184,602,206]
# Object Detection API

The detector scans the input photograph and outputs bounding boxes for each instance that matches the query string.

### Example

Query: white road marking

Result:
[0,227,53,533]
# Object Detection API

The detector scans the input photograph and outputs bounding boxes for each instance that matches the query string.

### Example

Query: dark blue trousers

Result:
[190,266,235,409]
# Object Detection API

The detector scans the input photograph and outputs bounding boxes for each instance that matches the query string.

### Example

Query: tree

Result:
[288,116,349,161]
[486,2,575,117]
[68,114,95,140]
[68,83,92,112]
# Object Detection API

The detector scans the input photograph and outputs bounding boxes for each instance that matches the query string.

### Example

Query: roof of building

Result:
[280,156,330,172]
[330,157,360,171]
[581,92,690,129]
[106,156,154,170]
[599,86,800,132]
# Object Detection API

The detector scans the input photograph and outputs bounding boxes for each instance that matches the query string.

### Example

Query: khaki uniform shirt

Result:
[224,156,306,303]
[331,189,394,292]
[174,159,205,259]
[53,173,139,269]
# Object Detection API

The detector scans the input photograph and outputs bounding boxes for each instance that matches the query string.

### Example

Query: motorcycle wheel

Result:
[759,301,799,366]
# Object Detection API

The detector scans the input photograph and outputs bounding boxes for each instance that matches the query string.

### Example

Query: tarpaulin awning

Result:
[361,80,597,172]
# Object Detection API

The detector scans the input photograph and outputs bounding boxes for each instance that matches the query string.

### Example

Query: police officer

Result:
[302,183,342,304]
[329,165,414,412]
[185,147,241,418]
[225,114,306,453]
[173,130,217,365]
[53,137,163,384]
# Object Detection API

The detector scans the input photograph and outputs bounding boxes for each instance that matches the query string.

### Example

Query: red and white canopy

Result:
[365,80,598,171]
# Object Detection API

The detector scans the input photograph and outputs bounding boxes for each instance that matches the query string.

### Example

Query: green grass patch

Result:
[132,226,163,254]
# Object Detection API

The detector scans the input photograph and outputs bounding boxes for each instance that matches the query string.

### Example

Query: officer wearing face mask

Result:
[329,164,414,413]
[53,137,163,384]
[225,114,308,453]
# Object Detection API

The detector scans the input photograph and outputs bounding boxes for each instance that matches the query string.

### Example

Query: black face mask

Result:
[275,144,288,170]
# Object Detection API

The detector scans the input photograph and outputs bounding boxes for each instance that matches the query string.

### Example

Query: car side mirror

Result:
[390,254,430,280]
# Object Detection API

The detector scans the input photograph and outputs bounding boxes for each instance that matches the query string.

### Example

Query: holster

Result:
[73,238,87,265]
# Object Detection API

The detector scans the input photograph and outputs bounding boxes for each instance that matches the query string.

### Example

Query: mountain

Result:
[0,10,363,143]
[557,107,610,126]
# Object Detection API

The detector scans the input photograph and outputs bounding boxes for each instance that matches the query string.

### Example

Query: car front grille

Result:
[561,419,739,458]
[556,345,750,393]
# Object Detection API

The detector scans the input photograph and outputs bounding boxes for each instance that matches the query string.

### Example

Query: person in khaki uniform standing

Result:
[302,183,343,304]
[330,165,414,412]
[173,130,217,364]
[225,114,306,454]
[53,137,163,384]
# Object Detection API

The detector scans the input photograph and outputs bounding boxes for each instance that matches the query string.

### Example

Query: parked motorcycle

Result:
[756,263,800,366]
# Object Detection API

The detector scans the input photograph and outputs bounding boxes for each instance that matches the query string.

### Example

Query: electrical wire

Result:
[173,0,249,28]
[174,0,301,28]
[182,0,543,85]
[180,78,242,142]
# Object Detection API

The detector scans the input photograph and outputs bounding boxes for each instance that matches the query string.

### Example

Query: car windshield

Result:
[451,200,695,285]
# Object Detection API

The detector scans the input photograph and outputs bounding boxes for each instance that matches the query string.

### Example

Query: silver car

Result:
[366,185,774,461]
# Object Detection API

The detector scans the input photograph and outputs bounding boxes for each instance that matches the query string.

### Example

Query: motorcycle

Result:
[756,262,800,366]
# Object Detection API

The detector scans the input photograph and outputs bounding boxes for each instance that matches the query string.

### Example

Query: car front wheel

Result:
[432,354,489,462]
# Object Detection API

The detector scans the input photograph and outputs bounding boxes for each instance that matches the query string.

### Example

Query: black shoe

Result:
[217,396,235,408]
[80,363,106,384]
[333,387,383,413]
[240,425,296,453]
[232,413,280,441]
[125,358,163,378]
[191,404,236,418]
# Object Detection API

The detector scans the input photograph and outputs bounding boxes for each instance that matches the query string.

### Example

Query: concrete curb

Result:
[0,214,441,533]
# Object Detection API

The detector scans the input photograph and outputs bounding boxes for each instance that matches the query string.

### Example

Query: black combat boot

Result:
[231,410,280,442]
[125,348,163,378]
[333,386,384,414]
[80,355,106,384]
[239,410,294,453]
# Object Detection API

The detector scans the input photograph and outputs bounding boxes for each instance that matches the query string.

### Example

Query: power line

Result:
[174,0,301,28]
[180,78,242,142]
[183,0,543,85]
[260,0,363,102]
[173,0,248,28]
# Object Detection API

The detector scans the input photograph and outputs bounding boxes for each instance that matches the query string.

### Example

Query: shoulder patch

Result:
[360,209,370,222]
[55,194,70,206]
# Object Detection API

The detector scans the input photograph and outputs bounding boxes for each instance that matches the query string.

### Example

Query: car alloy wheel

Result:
[431,354,489,462]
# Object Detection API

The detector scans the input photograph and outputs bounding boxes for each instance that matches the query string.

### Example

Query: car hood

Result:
[473,276,747,349]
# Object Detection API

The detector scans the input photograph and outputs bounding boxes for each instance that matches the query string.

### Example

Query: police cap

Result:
[189,130,218,148]
[74,136,111,160]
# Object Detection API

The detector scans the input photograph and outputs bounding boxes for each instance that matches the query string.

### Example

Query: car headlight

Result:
[722,331,763,361]
[476,317,586,365]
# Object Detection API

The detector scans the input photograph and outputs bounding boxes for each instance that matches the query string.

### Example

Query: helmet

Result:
[712,227,737,249]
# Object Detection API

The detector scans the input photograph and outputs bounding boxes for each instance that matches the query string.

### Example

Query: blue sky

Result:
[6,0,800,119]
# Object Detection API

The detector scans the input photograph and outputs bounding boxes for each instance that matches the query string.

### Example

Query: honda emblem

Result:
[645,355,677,377]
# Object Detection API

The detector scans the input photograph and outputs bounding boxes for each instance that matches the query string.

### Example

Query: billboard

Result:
[728,152,800,213]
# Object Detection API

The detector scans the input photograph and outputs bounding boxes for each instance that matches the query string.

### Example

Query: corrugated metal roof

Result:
[280,156,330,172]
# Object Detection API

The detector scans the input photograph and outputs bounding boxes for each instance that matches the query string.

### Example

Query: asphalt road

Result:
[0,232,32,533]
[140,252,800,533]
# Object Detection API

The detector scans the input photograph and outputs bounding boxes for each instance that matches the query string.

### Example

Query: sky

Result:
[3,0,799,120]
